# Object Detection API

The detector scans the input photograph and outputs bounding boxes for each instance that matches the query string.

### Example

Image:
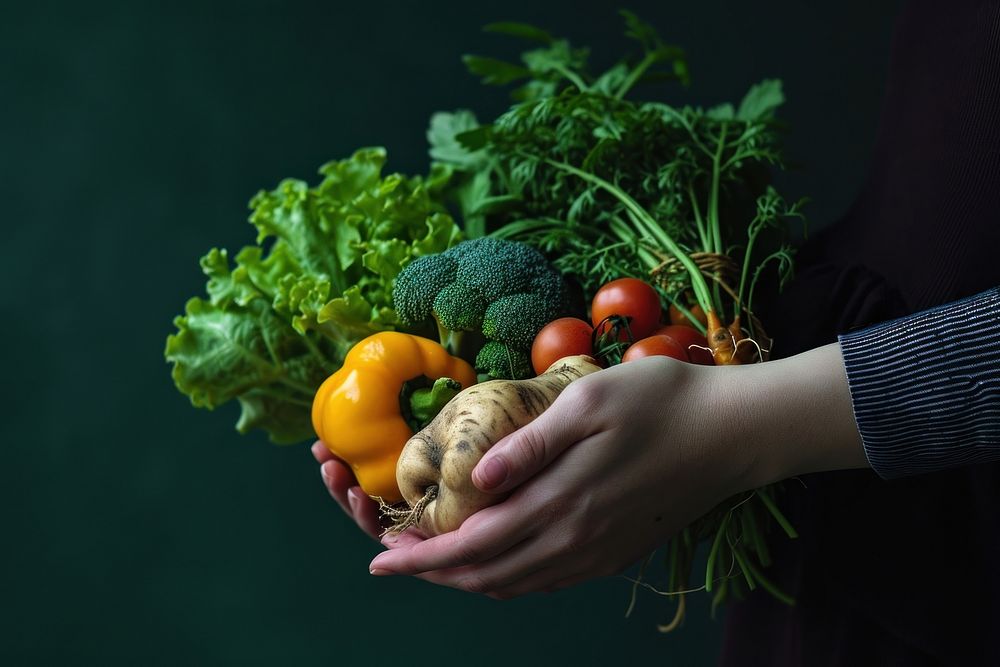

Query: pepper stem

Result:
[404,377,462,431]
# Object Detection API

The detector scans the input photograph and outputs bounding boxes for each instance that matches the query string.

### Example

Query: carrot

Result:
[706,312,761,365]
[383,355,602,535]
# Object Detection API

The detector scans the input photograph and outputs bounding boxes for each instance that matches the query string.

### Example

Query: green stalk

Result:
[254,385,314,407]
[664,293,707,335]
[707,123,728,315]
[740,557,796,606]
[731,545,757,591]
[687,183,710,251]
[300,331,337,373]
[708,122,728,257]
[736,226,761,322]
[614,52,658,100]
[551,64,589,93]
[704,512,731,593]
[277,375,318,397]
[543,157,715,315]
[755,488,798,539]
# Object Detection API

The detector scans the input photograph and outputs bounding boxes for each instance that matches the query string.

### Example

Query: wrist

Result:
[732,343,870,489]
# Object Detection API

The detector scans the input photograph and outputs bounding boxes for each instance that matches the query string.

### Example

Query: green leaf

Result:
[484,21,553,44]
[166,298,285,409]
[362,238,411,282]
[427,110,486,168]
[167,147,461,443]
[462,55,531,85]
[414,212,464,256]
[236,389,316,444]
[233,243,301,301]
[737,79,784,121]
[593,63,630,96]
[317,147,387,201]
[707,103,735,120]
[317,284,392,338]
[201,248,262,307]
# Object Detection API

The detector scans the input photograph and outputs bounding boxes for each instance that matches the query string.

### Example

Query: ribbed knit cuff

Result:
[838,287,1000,480]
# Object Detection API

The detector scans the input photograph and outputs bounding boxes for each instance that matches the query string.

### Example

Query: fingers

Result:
[320,459,353,512]
[311,440,335,464]
[318,459,382,541]
[368,501,535,575]
[472,383,597,494]
[347,487,383,540]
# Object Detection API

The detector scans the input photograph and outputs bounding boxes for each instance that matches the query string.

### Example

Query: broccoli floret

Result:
[393,254,457,326]
[482,293,560,348]
[434,283,487,332]
[453,237,549,302]
[475,341,534,380]
[392,237,570,364]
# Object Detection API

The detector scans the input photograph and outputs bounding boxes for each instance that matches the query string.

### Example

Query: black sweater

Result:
[721,1,1000,665]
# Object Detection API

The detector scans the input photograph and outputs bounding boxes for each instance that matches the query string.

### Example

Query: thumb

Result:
[471,391,590,494]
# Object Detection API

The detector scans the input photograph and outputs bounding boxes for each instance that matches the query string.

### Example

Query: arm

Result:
[346,288,1000,596]
[838,286,1000,479]
[365,344,869,597]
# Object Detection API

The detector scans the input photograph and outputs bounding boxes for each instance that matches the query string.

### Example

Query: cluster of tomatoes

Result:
[531,278,715,375]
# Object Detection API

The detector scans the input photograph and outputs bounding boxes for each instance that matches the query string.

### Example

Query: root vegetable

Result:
[386,355,602,535]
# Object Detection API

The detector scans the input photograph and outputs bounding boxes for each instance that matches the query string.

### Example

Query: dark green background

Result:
[4,2,899,664]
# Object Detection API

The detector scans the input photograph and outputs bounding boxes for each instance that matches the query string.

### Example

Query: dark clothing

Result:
[839,287,1000,479]
[721,1,1000,665]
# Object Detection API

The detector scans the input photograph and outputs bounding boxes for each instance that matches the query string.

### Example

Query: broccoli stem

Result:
[434,315,464,356]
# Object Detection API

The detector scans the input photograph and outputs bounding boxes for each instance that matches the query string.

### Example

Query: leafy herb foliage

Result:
[165,148,461,442]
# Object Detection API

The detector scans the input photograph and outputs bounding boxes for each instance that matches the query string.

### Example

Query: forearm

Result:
[736,343,869,489]
[734,287,1000,487]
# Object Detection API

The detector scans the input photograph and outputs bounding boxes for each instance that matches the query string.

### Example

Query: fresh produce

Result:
[621,335,687,363]
[530,317,594,375]
[165,148,462,443]
[392,237,572,379]
[385,355,602,535]
[590,277,663,341]
[164,9,808,631]
[424,13,804,625]
[311,332,476,503]
[651,325,714,365]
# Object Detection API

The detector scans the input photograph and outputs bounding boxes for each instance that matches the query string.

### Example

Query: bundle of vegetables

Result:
[392,236,574,379]
[424,13,806,623]
[165,10,809,631]
[165,148,463,443]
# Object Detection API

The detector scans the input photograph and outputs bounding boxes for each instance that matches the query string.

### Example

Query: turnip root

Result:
[385,355,602,536]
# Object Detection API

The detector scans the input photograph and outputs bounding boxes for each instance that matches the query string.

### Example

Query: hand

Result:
[367,343,867,598]
[311,441,382,540]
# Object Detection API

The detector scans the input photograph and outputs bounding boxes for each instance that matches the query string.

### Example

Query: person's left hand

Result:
[366,357,758,598]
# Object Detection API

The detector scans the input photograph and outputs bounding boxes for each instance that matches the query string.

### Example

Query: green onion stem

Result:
[756,488,798,539]
[541,157,716,316]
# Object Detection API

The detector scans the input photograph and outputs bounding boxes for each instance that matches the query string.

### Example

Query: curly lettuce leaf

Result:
[166,148,462,443]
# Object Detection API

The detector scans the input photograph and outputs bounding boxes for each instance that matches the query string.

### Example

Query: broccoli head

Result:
[392,237,570,375]
[474,341,533,380]
[393,253,457,326]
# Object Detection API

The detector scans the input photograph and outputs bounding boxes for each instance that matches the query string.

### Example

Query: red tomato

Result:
[668,302,708,329]
[590,278,662,341]
[652,325,715,365]
[621,335,687,363]
[531,317,594,375]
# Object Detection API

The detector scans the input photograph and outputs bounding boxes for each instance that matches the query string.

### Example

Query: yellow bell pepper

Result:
[311,331,476,503]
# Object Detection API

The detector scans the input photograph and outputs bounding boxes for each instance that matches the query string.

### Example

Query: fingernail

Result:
[347,488,362,513]
[369,555,394,575]
[476,456,507,489]
[320,462,331,481]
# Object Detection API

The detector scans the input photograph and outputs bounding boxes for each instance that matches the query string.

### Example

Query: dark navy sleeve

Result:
[838,287,1000,479]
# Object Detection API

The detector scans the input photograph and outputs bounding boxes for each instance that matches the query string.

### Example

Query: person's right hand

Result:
[311,441,382,540]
